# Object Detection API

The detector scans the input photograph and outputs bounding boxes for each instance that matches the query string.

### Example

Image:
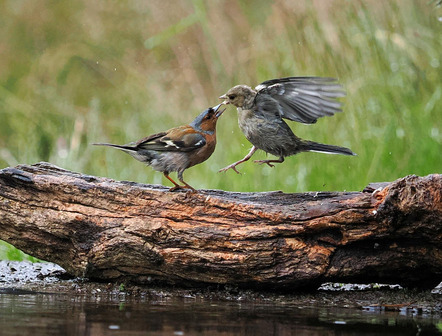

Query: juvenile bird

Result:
[94,103,225,192]
[218,77,356,173]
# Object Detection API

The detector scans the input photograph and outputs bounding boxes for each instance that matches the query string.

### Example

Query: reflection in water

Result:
[0,293,441,336]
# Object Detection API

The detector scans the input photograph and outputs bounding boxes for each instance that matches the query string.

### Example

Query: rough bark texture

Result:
[0,162,440,289]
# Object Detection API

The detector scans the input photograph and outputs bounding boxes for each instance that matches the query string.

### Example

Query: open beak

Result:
[212,103,226,118]
[218,94,230,105]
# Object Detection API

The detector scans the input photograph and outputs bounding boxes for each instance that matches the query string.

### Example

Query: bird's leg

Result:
[254,156,285,168]
[164,173,184,192]
[176,171,197,193]
[218,146,257,174]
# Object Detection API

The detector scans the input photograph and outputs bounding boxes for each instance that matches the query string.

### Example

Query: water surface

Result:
[1,291,441,335]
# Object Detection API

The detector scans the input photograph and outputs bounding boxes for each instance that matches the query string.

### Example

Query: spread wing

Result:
[135,127,206,152]
[255,77,345,124]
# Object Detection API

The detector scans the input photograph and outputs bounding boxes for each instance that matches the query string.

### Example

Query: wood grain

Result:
[0,162,440,289]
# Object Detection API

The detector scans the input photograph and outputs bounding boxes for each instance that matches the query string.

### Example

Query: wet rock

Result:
[0,261,66,284]
[431,281,442,294]
[318,282,403,291]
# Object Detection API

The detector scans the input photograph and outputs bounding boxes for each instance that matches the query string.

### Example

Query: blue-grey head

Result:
[189,103,225,134]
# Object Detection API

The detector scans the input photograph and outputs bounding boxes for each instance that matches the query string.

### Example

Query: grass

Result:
[0,0,441,260]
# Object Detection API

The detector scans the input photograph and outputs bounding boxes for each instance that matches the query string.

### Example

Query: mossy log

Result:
[0,162,440,289]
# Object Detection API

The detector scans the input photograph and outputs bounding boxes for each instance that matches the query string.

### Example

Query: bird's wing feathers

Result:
[253,93,284,119]
[135,131,167,145]
[255,77,345,124]
[136,127,206,152]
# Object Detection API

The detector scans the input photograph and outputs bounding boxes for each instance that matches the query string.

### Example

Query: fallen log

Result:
[0,162,440,289]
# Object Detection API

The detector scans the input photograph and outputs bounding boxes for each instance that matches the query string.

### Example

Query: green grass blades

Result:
[1,0,441,261]
[0,0,440,194]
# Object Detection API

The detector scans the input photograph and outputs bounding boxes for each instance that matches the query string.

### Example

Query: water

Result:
[1,292,441,336]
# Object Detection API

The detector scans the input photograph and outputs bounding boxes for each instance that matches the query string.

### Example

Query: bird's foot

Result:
[168,185,195,192]
[168,185,184,192]
[169,183,197,193]
[218,164,241,175]
[253,160,275,168]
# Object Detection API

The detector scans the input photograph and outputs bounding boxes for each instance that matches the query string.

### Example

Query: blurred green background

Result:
[0,1,440,259]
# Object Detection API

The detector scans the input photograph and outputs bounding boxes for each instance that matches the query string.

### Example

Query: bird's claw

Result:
[218,164,242,175]
[169,185,196,193]
[254,160,275,168]
[168,186,183,192]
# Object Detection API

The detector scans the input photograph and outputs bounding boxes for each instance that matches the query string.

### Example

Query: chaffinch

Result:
[94,103,225,192]
[218,77,356,174]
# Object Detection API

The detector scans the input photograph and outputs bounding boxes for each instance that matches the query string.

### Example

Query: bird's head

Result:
[190,103,225,133]
[219,85,255,108]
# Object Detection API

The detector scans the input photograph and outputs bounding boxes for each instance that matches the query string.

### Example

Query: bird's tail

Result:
[93,143,154,163]
[92,143,136,153]
[301,140,356,156]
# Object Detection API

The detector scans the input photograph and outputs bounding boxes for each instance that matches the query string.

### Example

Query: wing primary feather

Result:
[255,76,346,123]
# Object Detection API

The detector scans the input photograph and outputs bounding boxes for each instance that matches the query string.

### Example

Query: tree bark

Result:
[0,162,440,289]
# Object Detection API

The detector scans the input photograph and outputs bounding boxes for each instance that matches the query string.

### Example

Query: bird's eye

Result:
[228,94,236,100]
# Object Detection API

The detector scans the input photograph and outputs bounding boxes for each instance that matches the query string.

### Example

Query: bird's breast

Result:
[237,108,254,127]
[237,108,263,140]
[188,135,216,168]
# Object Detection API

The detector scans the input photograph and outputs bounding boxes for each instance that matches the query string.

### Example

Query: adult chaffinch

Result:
[218,77,356,173]
[94,103,225,192]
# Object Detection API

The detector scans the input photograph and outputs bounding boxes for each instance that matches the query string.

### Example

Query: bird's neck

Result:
[192,126,214,135]
[242,92,256,110]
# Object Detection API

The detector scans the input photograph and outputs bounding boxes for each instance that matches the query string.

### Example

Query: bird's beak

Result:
[218,94,230,105]
[213,103,226,118]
